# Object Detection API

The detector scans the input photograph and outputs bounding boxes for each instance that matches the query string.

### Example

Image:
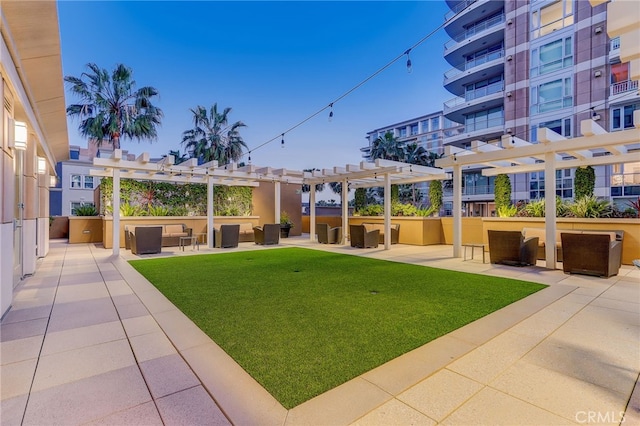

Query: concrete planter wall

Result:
[349,216,444,245]
[68,217,103,243]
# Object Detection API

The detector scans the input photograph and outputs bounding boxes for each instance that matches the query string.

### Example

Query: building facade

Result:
[1,1,69,316]
[441,0,639,216]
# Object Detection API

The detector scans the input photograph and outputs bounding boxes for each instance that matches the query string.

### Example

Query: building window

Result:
[530,37,572,77]
[70,202,95,216]
[531,118,572,141]
[464,107,504,132]
[611,62,629,84]
[398,127,407,138]
[611,104,638,130]
[410,124,419,135]
[529,169,573,199]
[466,43,504,70]
[70,174,94,189]
[531,0,574,39]
[531,77,572,114]
[465,75,503,101]
[430,117,440,131]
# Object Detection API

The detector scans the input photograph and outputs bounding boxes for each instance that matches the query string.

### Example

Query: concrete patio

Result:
[1,237,639,425]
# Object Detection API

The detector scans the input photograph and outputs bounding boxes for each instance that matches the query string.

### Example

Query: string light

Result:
[248,151,252,163]
[281,134,285,148]
[405,49,412,73]
[328,103,334,122]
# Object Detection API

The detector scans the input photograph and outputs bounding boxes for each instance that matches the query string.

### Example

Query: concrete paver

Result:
[1,238,638,425]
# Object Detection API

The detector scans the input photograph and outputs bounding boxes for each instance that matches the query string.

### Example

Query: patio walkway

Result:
[1,238,638,425]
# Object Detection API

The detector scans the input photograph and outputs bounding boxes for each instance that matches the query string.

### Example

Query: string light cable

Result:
[242,2,475,161]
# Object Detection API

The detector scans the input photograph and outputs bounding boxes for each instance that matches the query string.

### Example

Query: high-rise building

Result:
[441,0,639,216]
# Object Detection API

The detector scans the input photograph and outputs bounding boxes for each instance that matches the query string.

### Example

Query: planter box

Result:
[68,217,103,243]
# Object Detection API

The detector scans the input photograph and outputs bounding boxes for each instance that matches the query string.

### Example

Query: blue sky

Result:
[58,1,451,172]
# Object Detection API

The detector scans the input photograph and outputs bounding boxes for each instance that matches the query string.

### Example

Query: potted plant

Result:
[280,211,294,238]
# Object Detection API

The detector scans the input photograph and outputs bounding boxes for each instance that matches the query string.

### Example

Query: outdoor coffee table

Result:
[179,235,198,251]
[463,243,486,263]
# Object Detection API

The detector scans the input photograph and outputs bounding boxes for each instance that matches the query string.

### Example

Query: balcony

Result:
[444,81,504,122]
[611,80,638,96]
[443,184,495,197]
[444,50,504,94]
[444,0,477,21]
[445,13,504,51]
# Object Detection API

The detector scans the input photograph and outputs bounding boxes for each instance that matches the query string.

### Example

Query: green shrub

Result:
[416,205,438,217]
[148,205,170,216]
[357,204,384,216]
[566,195,612,218]
[391,202,418,216]
[428,180,442,213]
[74,205,98,216]
[168,206,188,216]
[497,204,517,218]
[354,188,366,212]
[574,166,595,200]
[120,203,146,216]
[494,174,511,210]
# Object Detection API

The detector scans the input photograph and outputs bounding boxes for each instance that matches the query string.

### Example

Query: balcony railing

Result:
[611,80,638,96]
[610,36,620,51]
[463,118,504,133]
[444,50,504,80]
[443,185,495,197]
[445,14,505,51]
[444,81,504,110]
[444,0,478,21]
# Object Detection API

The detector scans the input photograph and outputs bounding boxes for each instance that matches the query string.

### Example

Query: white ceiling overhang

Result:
[435,116,640,176]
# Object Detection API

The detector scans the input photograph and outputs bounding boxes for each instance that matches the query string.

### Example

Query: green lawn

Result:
[130,247,546,408]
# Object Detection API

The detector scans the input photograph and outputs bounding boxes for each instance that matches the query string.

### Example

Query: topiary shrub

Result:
[494,174,511,211]
[574,166,595,200]
[428,180,442,215]
[354,188,366,212]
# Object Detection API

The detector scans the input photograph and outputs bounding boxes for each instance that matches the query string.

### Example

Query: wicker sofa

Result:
[125,224,192,249]
[129,226,163,255]
[213,222,255,242]
[349,224,379,248]
[362,222,400,244]
[523,227,624,261]
[487,230,539,266]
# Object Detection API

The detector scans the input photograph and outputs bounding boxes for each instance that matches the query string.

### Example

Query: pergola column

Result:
[383,173,391,250]
[274,181,281,224]
[207,177,214,248]
[341,178,348,245]
[112,168,120,256]
[309,185,316,241]
[452,164,462,257]
[544,152,557,269]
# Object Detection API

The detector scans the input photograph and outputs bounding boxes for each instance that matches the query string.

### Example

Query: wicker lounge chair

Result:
[316,223,342,244]
[130,226,162,255]
[488,230,538,266]
[349,224,379,248]
[561,232,622,277]
[254,224,280,245]
[213,224,240,248]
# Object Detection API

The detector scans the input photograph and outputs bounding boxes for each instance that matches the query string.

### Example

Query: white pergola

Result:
[436,113,640,269]
[92,154,449,254]
[304,159,450,249]
[91,151,304,255]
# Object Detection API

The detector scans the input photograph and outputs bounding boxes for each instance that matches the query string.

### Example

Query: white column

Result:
[309,185,316,241]
[453,164,462,257]
[207,178,214,248]
[544,153,557,269]
[341,179,348,244]
[112,169,120,256]
[384,173,391,250]
[274,182,281,224]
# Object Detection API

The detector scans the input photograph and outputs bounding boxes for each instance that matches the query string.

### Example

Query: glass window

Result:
[410,124,419,135]
[464,107,504,132]
[83,176,94,189]
[532,0,574,39]
[430,117,440,131]
[611,103,638,130]
[531,37,573,76]
[420,120,428,132]
[399,127,407,137]
[531,77,572,114]
[70,202,95,216]
[71,175,82,189]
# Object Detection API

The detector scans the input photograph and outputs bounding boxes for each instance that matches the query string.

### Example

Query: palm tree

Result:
[65,63,163,149]
[168,149,189,165]
[181,104,247,164]
[368,131,404,161]
[301,168,326,193]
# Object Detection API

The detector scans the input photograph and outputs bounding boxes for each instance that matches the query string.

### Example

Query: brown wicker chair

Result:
[130,226,162,255]
[213,224,240,248]
[561,233,622,277]
[488,230,538,266]
[254,224,280,245]
[349,224,379,248]
[316,223,342,244]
